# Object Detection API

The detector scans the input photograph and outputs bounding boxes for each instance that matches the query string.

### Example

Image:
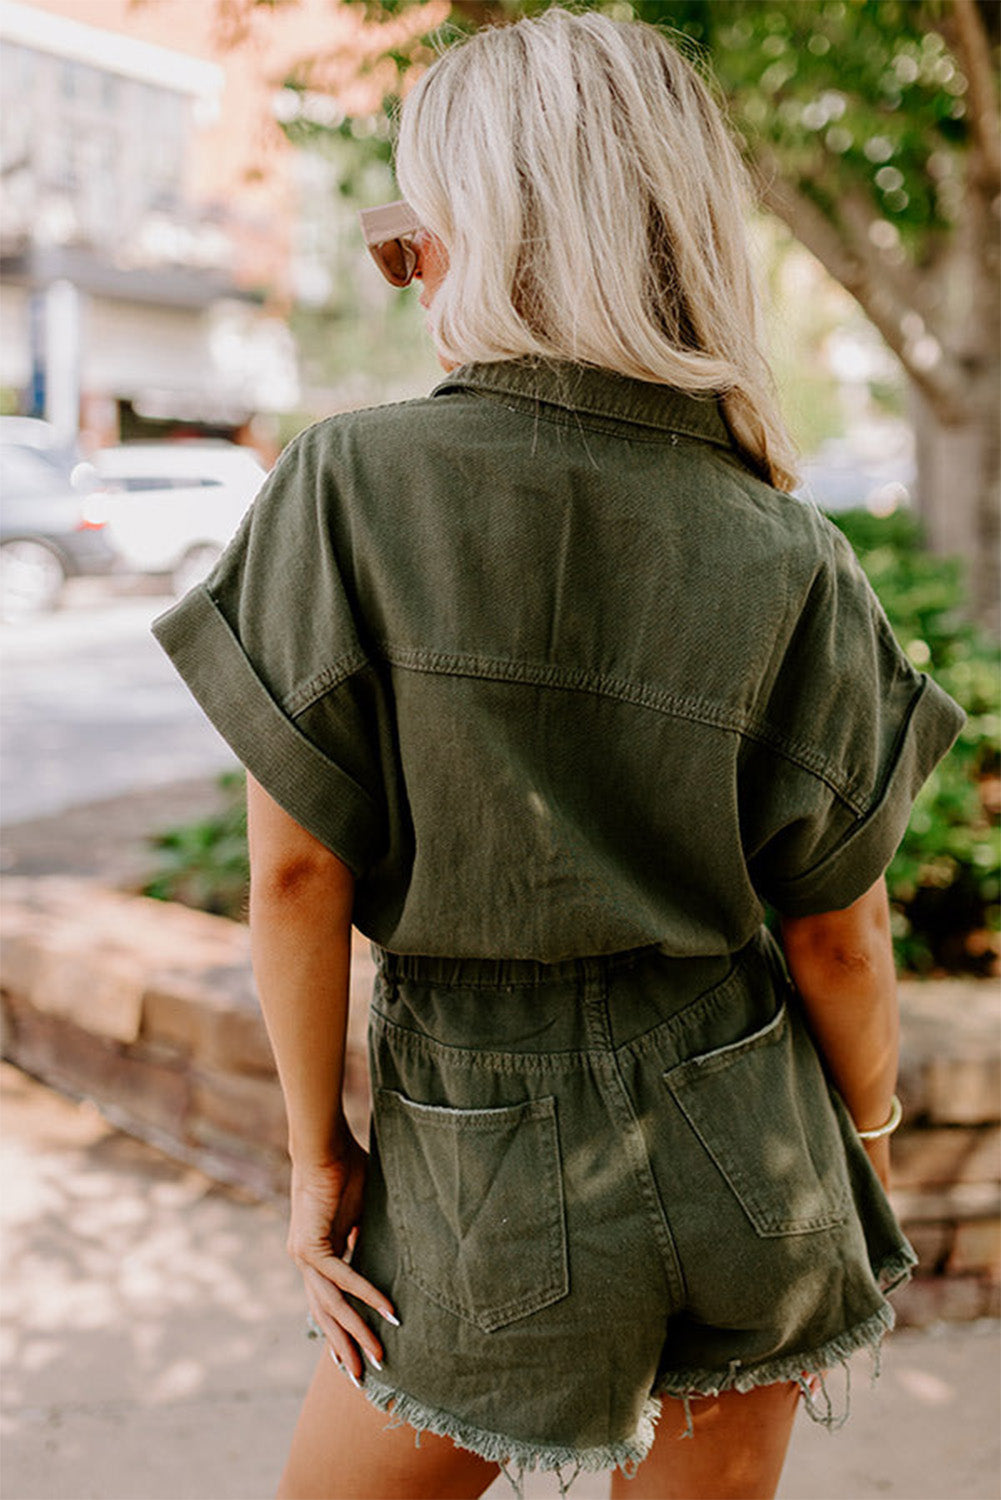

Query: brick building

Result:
[0,0,443,452]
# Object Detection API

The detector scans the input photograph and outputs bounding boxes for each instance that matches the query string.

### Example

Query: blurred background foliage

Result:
[832,511,1000,976]
[142,768,251,919]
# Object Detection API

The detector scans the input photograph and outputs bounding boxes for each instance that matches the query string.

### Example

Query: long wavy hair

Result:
[395,6,798,490]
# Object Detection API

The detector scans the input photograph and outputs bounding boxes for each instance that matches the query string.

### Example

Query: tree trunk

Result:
[911,127,1000,638]
[912,362,1001,634]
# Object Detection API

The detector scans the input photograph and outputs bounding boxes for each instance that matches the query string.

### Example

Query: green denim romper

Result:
[153,357,965,1492]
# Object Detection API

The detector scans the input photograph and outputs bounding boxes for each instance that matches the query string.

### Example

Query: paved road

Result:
[0,580,236,825]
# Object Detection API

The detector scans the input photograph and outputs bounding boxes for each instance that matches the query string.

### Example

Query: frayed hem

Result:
[654,1300,897,1434]
[878,1246,919,1294]
[359,1371,661,1498]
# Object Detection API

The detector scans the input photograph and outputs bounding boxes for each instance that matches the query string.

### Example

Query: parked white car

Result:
[91,441,267,594]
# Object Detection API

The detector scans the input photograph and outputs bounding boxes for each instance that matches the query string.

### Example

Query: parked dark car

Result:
[0,440,117,620]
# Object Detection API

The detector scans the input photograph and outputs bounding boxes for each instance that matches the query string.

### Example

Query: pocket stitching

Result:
[665,999,789,1085]
[663,1001,850,1237]
[375,1090,569,1332]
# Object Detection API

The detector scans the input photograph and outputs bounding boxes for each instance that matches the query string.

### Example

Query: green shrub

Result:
[142,769,250,921]
[144,509,998,974]
[831,509,1000,976]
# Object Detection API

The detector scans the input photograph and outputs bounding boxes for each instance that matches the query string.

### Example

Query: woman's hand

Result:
[287,1123,398,1385]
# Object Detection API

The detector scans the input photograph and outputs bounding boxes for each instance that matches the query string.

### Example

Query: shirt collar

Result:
[431,357,734,450]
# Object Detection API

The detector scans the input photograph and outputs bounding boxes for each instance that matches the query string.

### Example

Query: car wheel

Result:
[172,543,222,597]
[0,539,66,620]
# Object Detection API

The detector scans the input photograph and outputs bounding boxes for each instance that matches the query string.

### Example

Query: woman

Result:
[153,10,965,1499]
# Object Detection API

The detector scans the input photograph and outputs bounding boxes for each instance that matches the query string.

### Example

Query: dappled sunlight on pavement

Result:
[772,1319,999,1500]
[3,1063,998,1500]
[1,1063,313,1500]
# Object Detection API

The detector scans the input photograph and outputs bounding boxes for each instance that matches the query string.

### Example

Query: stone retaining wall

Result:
[2,876,997,1326]
[0,878,375,1201]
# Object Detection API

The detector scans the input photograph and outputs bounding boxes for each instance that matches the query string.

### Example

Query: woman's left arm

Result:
[246,772,395,1380]
[778,876,899,1189]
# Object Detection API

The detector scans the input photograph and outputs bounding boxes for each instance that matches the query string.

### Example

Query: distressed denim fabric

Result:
[152,356,964,961]
[348,930,915,1489]
[152,357,964,1488]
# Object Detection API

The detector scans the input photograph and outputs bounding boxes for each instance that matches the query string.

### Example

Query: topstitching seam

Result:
[375,644,867,811]
[462,387,732,448]
[285,650,371,717]
[282,642,869,812]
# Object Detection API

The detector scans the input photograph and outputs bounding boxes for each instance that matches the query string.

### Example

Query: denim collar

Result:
[431,358,734,450]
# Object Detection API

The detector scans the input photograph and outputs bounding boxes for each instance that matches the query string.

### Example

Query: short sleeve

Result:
[151,428,385,875]
[743,517,966,917]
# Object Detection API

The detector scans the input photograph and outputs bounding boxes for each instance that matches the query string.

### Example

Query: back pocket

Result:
[663,1000,850,1237]
[374,1090,568,1332]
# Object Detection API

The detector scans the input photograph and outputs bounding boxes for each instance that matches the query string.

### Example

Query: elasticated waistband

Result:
[372,941,694,990]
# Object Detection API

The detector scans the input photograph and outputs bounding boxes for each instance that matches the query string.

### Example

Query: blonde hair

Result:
[396,6,798,490]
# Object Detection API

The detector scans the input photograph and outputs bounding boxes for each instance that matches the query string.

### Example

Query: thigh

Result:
[277,1350,501,1500]
[610,1381,801,1500]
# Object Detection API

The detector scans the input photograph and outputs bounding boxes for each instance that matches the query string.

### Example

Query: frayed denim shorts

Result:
[348,927,915,1495]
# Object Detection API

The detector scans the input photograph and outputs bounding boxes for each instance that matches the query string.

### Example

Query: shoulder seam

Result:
[300,394,440,437]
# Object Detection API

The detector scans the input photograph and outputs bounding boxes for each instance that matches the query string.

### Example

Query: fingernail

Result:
[380,1309,401,1328]
[332,1352,362,1390]
[364,1349,383,1371]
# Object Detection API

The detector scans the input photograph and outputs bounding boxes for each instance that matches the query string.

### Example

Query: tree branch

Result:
[837,190,942,327]
[951,0,1001,190]
[751,152,967,421]
[449,1,511,24]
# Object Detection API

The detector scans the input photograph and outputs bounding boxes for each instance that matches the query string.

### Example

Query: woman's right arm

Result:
[778,875,899,1188]
[247,772,396,1381]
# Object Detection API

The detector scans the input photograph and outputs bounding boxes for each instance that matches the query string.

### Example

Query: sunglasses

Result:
[358,199,423,287]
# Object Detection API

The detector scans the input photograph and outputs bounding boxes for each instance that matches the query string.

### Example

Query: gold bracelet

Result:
[856,1094,903,1140]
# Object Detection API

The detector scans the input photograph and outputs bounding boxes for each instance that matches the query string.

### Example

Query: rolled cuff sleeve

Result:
[765,673,967,917]
[152,585,382,876]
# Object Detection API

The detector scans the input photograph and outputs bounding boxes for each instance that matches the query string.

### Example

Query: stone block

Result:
[892,1181,1001,1224]
[34,944,147,1045]
[0,925,43,1003]
[199,1004,275,1075]
[892,1126,1001,1190]
[141,982,274,1076]
[183,1118,289,1201]
[897,981,1001,1126]
[898,980,1000,1049]
[948,1218,1001,1277]
[1,877,249,1045]
[924,1057,1001,1127]
[138,986,203,1058]
[891,1273,992,1328]
[902,1220,953,1274]
[1,991,189,1139]
[188,1067,288,1156]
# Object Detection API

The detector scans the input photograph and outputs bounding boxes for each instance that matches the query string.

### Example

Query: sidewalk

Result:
[0,774,230,887]
[2,1062,998,1500]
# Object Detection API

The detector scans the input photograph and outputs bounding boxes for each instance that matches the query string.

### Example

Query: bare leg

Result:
[277,1350,501,1500]
[610,1381,801,1500]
